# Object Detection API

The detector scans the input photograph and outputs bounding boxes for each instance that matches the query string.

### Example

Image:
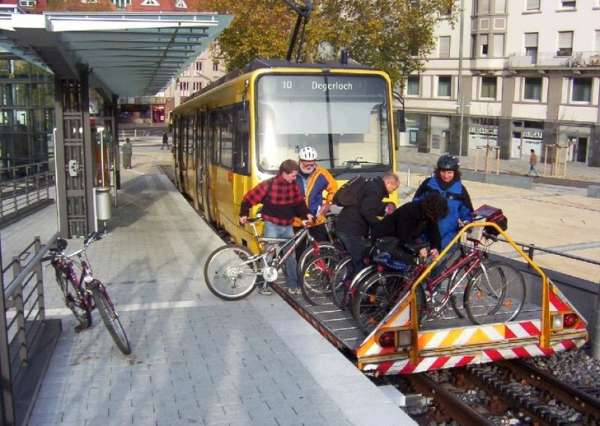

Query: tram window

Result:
[256,75,391,172]
[210,113,220,164]
[233,103,250,175]
[220,110,234,168]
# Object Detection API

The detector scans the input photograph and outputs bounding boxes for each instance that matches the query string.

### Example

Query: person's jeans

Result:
[264,222,299,289]
[528,164,539,176]
[337,232,368,274]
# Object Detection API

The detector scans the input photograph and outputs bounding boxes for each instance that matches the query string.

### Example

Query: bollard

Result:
[593,282,600,360]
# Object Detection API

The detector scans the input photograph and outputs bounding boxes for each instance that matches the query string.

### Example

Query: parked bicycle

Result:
[205,218,315,300]
[43,232,131,355]
[352,227,526,334]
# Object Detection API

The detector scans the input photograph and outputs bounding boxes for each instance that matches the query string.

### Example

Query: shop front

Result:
[511,121,543,159]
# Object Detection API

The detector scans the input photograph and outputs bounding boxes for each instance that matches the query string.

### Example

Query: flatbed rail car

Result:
[172,59,398,252]
[272,222,588,376]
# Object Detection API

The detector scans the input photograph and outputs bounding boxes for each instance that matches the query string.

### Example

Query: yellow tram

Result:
[172,59,398,251]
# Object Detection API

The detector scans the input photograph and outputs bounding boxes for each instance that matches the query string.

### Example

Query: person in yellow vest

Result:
[292,146,338,258]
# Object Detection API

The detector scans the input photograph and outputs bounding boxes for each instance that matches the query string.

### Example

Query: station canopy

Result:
[0,10,231,96]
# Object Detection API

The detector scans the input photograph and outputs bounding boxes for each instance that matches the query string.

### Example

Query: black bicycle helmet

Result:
[437,154,460,171]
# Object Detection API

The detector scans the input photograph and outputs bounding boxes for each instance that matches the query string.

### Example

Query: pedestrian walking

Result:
[161,132,169,150]
[528,149,540,176]
[239,159,314,296]
[121,138,133,169]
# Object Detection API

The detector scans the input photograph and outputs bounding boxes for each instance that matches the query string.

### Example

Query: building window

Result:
[557,31,573,57]
[439,36,451,58]
[476,0,490,14]
[175,0,188,7]
[572,78,592,102]
[213,62,219,71]
[481,77,497,99]
[525,0,540,10]
[494,0,506,13]
[595,30,600,53]
[195,61,202,71]
[471,35,477,58]
[480,34,489,57]
[493,34,504,57]
[560,0,576,9]
[407,76,420,96]
[524,77,542,100]
[112,0,132,8]
[524,32,538,63]
[438,76,452,97]
[18,0,36,6]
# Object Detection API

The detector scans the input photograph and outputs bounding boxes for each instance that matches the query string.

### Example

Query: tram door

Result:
[197,111,210,216]
[174,118,185,190]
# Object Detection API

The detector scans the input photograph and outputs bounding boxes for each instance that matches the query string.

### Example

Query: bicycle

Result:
[204,218,312,300]
[352,229,526,334]
[44,232,131,355]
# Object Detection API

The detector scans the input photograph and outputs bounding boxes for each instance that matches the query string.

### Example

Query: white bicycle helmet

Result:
[298,146,318,161]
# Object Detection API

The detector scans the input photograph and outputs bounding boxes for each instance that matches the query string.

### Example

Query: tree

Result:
[212,0,455,90]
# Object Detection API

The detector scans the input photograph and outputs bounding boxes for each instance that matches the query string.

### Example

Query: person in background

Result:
[413,154,473,251]
[161,132,169,150]
[335,172,400,272]
[239,159,314,296]
[121,138,133,169]
[292,146,338,258]
[528,149,540,177]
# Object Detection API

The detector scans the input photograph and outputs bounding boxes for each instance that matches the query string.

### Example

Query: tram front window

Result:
[256,75,391,172]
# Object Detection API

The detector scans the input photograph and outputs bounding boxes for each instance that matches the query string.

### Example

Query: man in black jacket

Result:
[335,172,400,272]
[372,192,448,265]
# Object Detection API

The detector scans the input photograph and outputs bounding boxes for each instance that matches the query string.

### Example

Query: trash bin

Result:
[95,187,112,221]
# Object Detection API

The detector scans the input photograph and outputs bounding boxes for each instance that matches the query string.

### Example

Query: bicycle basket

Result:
[473,204,508,236]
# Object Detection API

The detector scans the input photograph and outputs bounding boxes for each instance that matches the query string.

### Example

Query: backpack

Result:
[332,176,368,207]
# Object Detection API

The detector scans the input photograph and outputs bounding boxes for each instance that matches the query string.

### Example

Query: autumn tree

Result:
[212,0,454,91]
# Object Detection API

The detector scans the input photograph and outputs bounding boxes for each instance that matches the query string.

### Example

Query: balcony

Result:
[508,51,600,69]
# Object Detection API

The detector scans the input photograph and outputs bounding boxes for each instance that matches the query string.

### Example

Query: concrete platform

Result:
[27,154,412,425]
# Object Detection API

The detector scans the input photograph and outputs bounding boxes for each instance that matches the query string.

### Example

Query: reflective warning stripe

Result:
[362,338,585,375]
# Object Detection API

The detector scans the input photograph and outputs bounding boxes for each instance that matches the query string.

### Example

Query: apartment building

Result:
[402,0,600,167]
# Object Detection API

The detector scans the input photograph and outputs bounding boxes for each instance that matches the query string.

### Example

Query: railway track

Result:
[388,357,600,425]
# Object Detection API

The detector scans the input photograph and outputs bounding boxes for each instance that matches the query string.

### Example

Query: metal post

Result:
[592,282,600,360]
[0,240,16,425]
[12,258,28,365]
[33,237,45,321]
[457,0,465,157]
[527,244,535,269]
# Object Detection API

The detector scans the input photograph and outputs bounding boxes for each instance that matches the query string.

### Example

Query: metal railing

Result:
[0,233,57,426]
[0,162,54,222]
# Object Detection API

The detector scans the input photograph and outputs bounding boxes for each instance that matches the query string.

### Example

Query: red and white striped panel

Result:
[362,338,586,375]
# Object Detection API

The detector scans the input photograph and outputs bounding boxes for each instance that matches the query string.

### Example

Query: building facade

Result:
[402,0,600,167]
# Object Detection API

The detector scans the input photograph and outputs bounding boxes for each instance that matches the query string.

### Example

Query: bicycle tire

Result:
[91,285,131,355]
[351,272,409,334]
[55,271,91,328]
[297,243,339,276]
[330,257,353,308]
[204,245,257,300]
[300,254,338,306]
[463,262,526,325]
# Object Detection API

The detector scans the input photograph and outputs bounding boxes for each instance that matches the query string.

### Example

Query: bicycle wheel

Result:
[352,272,409,334]
[91,285,131,355]
[330,257,353,308]
[55,271,91,328]
[463,262,526,325]
[297,243,338,276]
[300,254,338,305]
[204,245,258,300]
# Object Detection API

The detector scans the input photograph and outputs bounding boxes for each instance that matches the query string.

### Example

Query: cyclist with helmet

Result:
[292,146,338,257]
[413,154,474,251]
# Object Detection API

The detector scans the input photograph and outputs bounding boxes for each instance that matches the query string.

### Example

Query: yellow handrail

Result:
[404,221,550,364]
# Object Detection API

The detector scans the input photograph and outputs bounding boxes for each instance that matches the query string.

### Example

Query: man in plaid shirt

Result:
[240,159,313,295]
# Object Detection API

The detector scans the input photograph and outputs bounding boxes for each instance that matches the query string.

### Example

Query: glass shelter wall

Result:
[0,56,54,173]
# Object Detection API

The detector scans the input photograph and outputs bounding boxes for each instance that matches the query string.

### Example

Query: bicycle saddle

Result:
[402,241,429,256]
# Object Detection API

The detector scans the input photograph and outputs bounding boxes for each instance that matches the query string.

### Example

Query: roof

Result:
[0,11,231,96]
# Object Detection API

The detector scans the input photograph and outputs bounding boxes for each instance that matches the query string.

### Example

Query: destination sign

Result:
[257,75,387,101]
